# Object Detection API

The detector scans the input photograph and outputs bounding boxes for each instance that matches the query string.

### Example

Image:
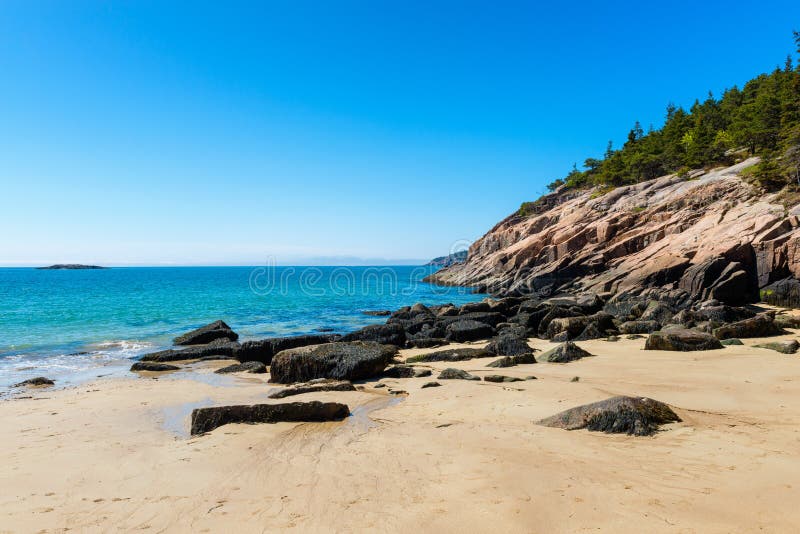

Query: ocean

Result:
[0,266,480,388]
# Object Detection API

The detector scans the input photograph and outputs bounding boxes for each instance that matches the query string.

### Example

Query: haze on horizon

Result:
[1,1,798,267]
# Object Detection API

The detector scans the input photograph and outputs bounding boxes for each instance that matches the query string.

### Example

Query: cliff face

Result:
[428,158,800,305]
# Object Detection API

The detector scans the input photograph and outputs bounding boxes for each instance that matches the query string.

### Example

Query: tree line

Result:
[544,32,800,196]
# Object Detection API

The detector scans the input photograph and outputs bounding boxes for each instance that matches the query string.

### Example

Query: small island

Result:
[36,264,108,270]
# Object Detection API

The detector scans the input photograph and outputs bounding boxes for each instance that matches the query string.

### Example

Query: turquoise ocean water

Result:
[0,266,480,388]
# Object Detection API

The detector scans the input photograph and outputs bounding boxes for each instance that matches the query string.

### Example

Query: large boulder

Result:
[190,401,350,435]
[382,365,431,378]
[546,312,615,340]
[267,379,356,399]
[269,341,396,384]
[760,279,800,308]
[406,347,490,363]
[341,323,406,347]
[538,342,593,363]
[644,329,723,351]
[712,312,785,340]
[445,320,495,342]
[537,396,681,436]
[639,301,675,326]
[438,311,506,328]
[173,320,238,346]
[619,320,660,334]
[235,334,339,364]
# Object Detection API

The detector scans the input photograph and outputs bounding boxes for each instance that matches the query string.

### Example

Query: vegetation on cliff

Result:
[534,32,800,206]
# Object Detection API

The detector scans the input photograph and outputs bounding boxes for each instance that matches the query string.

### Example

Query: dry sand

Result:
[2,333,800,533]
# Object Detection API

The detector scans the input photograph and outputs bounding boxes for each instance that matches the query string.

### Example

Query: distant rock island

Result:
[37,264,108,270]
[426,250,467,268]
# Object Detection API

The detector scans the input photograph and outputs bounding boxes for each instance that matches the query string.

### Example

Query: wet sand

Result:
[2,334,800,533]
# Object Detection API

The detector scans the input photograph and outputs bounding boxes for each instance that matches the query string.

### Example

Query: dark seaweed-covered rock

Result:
[483,375,524,383]
[485,334,532,356]
[382,365,431,378]
[445,319,495,342]
[421,381,441,388]
[140,340,241,362]
[753,340,800,354]
[406,347,490,363]
[437,368,480,381]
[619,320,660,335]
[214,361,267,374]
[720,338,744,346]
[341,323,406,347]
[234,334,339,365]
[694,305,755,324]
[269,341,396,384]
[190,401,350,435]
[538,342,593,363]
[267,379,356,399]
[130,362,180,372]
[774,314,800,329]
[712,313,785,340]
[13,376,55,387]
[362,310,392,316]
[407,337,447,349]
[644,329,723,351]
[639,301,675,326]
[486,353,537,368]
[537,396,681,436]
[173,320,238,345]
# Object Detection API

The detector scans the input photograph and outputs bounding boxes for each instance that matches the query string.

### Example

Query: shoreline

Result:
[3,332,800,532]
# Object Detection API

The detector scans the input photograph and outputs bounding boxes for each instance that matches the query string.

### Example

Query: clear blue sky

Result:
[2,1,799,266]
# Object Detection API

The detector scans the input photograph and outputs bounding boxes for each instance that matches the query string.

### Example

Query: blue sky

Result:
[1,1,799,266]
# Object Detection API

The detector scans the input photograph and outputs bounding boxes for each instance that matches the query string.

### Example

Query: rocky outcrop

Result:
[190,401,350,435]
[173,320,238,345]
[644,329,723,351]
[537,396,681,436]
[268,342,396,384]
[427,160,800,306]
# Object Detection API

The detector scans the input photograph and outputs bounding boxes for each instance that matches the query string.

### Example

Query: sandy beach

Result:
[2,331,800,534]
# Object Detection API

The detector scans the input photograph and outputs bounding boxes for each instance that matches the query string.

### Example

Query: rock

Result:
[382,365,431,378]
[712,313,784,340]
[388,389,408,395]
[525,375,538,380]
[267,380,356,399]
[140,340,241,362]
[406,348,490,363]
[445,319,495,342]
[173,320,238,345]
[407,337,447,349]
[694,305,755,324]
[573,323,604,341]
[485,334,532,356]
[774,314,800,329]
[234,334,339,365]
[619,320,660,334]
[546,313,615,340]
[341,323,406,347]
[760,279,800,308]
[269,341,397,384]
[214,361,267,374]
[721,338,744,346]
[484,375,524,383]
[570,376,580,382]
[459,301,492,314]
[753,340,800,354]
[13,377,55,387]
[537,396,681,436]
[644,329,724,351]
[605,335,621,342]
[486,353,537,367]
[538,342,593,363]
[421,381,441,388]
[639,301,675,325]
[130,362,180,372]
[552,331,570,342]
[679,257,759,305]
[625,334,645,340]
[190,401,350,435]
[437,368,480,381]
[439,311,506,328]
[362,310,391,316]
